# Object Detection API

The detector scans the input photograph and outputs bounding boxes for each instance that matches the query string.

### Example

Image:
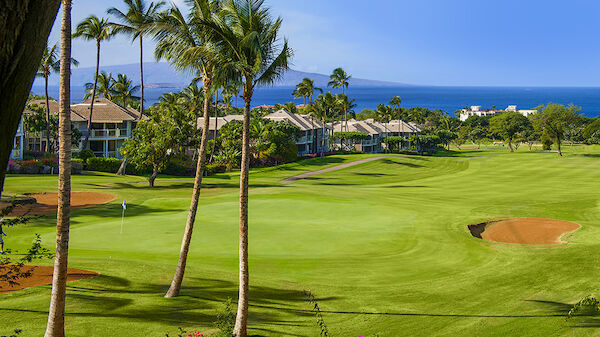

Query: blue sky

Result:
[47,0,600,86]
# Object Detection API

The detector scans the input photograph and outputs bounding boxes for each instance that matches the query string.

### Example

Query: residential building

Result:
[198,110,330,156]
[10,118,24,160]
[21,98,143,158]
[459,105,537,121]
[333,119,421,153]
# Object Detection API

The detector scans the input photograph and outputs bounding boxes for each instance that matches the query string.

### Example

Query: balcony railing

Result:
[86,129,129,139]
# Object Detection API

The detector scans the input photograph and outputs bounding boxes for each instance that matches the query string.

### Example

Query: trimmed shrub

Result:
[205,163,227,176]
[20,160,41,174]
[86,157,122,173]
[76,149,95,162]
[72,159,84,175]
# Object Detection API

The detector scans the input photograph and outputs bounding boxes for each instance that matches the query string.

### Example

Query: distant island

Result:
[33,62,411,89]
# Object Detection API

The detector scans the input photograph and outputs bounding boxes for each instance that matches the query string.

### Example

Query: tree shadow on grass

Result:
[380,159,423,168]
[0,276,331,332]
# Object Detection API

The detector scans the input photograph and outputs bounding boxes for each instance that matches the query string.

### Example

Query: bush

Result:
[567,295,600,318]
[213,299,235,337]
[20,160,40,174]
[71,159,84,175]
[205,163,227,176]
[76,149,95,162]
[163,159,195,177]
[86,157,122,173]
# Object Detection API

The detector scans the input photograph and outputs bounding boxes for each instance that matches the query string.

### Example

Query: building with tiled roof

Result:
[19,98,143,158]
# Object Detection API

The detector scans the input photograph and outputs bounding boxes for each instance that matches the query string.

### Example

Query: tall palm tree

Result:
[328,68,351,131]
[389,95,402,120]
[112,73,140,107]
[293,78,322,106]
[84,71,115,100]
[203,1,292,335]
[74,15,115,151]
[44,1,72,336]
[153,0,224,298]
[108,0,165,115]
[36,43,61,153]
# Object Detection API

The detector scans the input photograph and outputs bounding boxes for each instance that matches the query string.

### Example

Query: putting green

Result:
[1,145,600,336]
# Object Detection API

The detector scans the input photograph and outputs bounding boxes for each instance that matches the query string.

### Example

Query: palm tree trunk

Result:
[139,36,144,115]
[210,92,218,162]
[233,83,252,337]
[116,157,127,175]
[81,40,100,151]
[164,79,212,298]
[321,119,325,157]
[557,136,562,156]
[44,1,71,335]
[44,76,52,153]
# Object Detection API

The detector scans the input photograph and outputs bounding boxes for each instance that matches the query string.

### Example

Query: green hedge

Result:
[86,157,122,173]
[205,163,227,175]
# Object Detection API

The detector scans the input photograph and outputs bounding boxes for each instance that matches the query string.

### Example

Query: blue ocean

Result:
[34,85,600,118]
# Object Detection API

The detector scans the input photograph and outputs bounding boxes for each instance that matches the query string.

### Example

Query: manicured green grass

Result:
[2,146,600,336]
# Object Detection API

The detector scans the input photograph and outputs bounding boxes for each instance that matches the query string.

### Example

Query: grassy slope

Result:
[2,146,600,336]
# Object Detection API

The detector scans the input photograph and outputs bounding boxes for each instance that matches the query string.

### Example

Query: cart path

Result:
[280,156,397,183]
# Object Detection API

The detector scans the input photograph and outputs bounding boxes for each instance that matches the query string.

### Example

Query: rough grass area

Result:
[2,145,600,336]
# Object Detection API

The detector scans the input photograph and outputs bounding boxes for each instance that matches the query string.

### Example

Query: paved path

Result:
[280,156,391,184]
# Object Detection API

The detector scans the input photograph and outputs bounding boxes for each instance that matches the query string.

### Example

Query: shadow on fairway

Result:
[379,159,423,168]
[0,276,328,332]
[84,181,285,191]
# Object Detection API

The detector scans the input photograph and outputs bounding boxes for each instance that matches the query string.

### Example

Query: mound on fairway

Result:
[0,265,98,294]
[470,217,580,245]
[0,192,116,216]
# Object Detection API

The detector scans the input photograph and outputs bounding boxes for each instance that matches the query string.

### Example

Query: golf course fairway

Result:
[2,146,600,336]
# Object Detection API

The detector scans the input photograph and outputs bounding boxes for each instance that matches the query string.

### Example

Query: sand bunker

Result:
[0,265,98,294]
[0,192,116,216]
[469,217,580,245]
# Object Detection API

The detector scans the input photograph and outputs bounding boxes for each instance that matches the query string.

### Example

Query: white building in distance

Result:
[459,105,537,122]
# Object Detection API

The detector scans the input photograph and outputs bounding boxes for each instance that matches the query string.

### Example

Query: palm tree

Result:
[84,71,115,100]
[108,0,165,115]
[36,43,61,153]
[389,96,402,120]
[293,78,322,106]
[202,1,292,335]
[44,1,72,336]
[328,68,351,130]
[153,0,225,298]
[74,15,115,151]
[112,73,140,107]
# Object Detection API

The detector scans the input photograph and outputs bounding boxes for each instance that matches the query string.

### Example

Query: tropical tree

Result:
[202,1,292,334]
[490,111,532,152]
[531,103,581,156]
[389,96,402,120]
[108,0,165,115]
[122,104,197,186]
[44,1,72,336]
[74,15,115,151]
[152,0,225,298]
[84,71,115,100]
[308,93,337,156]
[293,77,322,105]
[376,104,394,134]
[112,73,140,107]
[328,68,351,130]
[36,43,60,152]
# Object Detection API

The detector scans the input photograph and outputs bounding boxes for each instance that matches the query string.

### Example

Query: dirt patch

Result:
[0,192,116,216]
[469,217,580,245]
[0,265,98,294]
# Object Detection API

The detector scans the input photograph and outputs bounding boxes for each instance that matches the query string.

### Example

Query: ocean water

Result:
[33,85,600,117]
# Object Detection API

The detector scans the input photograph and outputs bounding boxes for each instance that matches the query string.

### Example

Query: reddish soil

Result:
[0,192,116,216]
[478,217,580,245]
[0,265,98,294]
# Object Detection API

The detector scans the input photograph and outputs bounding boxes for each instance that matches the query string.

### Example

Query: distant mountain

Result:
[33,62,410,89]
